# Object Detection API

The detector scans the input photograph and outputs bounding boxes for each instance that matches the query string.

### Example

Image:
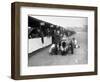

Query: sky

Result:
[30,15,88,29]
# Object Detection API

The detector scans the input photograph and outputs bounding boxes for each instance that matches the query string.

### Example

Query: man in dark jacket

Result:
[53,30,61,55]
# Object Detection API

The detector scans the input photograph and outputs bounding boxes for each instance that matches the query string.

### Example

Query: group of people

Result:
[49,30,79,55]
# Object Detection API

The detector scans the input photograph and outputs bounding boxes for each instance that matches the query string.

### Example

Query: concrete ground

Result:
[28,31,88,66]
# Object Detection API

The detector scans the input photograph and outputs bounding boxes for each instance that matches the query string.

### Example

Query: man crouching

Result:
[49,44,58,55]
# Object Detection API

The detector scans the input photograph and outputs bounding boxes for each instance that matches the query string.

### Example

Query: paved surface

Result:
[28,32,88,66]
